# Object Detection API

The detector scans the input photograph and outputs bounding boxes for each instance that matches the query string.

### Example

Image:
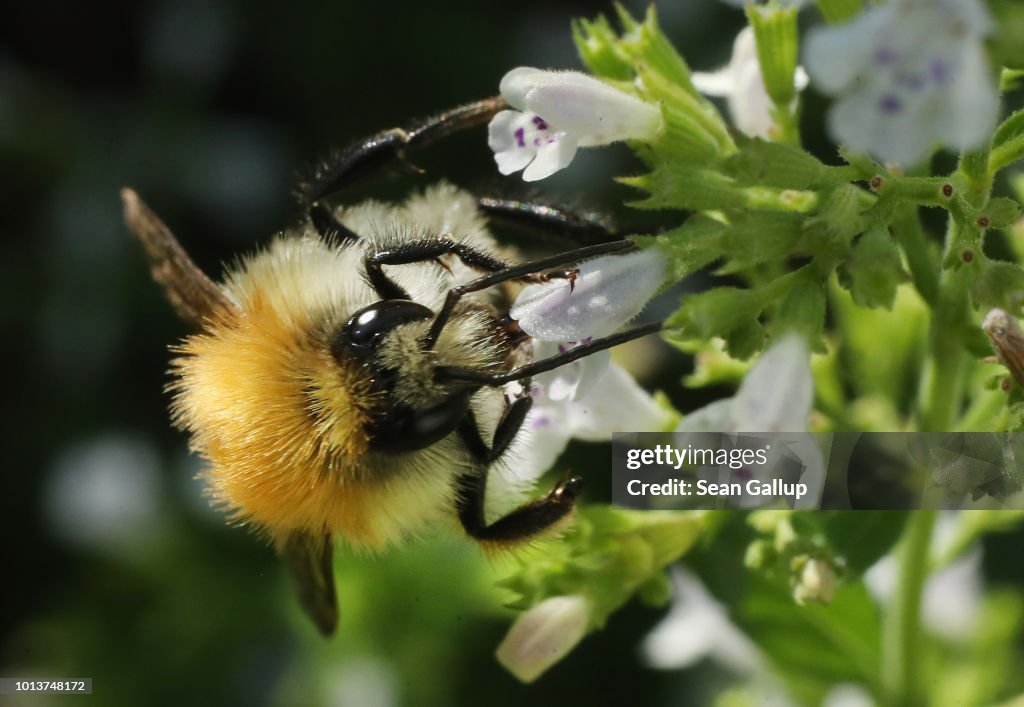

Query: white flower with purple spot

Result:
[804,0,997,165]
[489,67,663,181]
[505,247,671,474]
[692,27,808,139]
[522,351,672,478]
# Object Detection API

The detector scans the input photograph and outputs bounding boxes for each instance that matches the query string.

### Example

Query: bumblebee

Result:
[124,97,658,635]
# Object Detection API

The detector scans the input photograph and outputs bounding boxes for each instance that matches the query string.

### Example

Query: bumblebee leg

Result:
[478,197,623,246]
[457,467,583,543]
[309,202,362,244]
[487,395,533,463]
[436,321,663,386]
[300,97,507,239]
[363,236,573,302]
[424,240,636,348]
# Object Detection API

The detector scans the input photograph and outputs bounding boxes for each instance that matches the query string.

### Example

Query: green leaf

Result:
[667,286,762,338]
[837,227,907,310]
[615,4,696,95]
[739,577,883,705]
[970,260,1024,313]
[666,286,766,359]
[801,184,866,258]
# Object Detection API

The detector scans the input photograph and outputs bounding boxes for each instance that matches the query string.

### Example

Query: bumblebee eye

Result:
[336,300,433,355]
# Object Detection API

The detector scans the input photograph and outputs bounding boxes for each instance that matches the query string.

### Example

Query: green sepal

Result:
[746,4,800,106]
[716,210,804,273]
[980,197,1021,229]
[667,287,765,359]
[800,184,866,258]
[838,147,883,179]
[656,101,725,164]
[638,63,734,156]
[572,15,635,81]
[613,4,696,95]
[770,278,827,352]
[836,227,907,310]
[621,164,746,211]
[497,508,707,631]
[725,139,830,190]
[635,215,727,281]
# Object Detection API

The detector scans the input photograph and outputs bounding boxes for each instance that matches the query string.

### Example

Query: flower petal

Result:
[691,68,735,96]
[522,73,662,144]
[496,595,591,683]
[568,362,671,441]
[936,40,998,153]
[516,400,574,480]
[804,4,892,94]
[521,134,578,182]
[676,399,734,433]
[511,248,666,341]
[730,334,812,432]
[499,66,550,110]
[806,0,996,165]
[643,568,760,672]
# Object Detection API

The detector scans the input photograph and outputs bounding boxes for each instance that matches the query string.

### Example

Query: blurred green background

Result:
[5,1,1024,705]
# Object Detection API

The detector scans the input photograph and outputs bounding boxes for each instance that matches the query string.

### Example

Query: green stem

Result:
[881,509,936,707]
[919,266,969,430]
[890,204,938,307]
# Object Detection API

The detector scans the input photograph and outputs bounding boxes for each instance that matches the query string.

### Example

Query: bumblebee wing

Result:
[121,188,237,327]
[280,529,339,636]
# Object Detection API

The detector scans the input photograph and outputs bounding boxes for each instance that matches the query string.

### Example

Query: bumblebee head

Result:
[331,298,487,453]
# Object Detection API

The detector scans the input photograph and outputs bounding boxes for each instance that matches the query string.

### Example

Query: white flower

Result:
[504,246,669,475]
[489,67,663,181]
[511,248,666,342]
[677,335,823,508]
[692,27,809,139]
[642,567,760,672]
[804,0,997,166]
[521,353,672,477]
[679,334,813,433]
[496,595,591,683]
